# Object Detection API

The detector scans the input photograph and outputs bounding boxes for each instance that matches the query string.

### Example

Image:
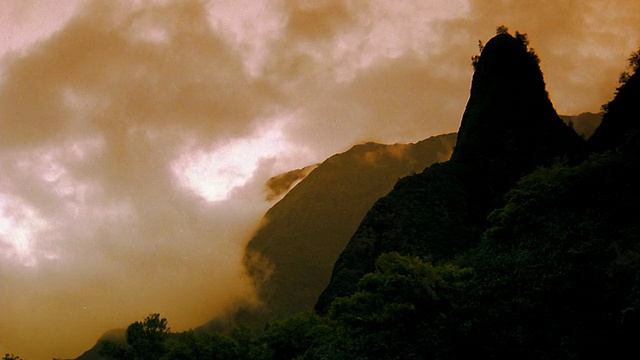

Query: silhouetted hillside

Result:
[227,134,455,328]
[316,31,585,313]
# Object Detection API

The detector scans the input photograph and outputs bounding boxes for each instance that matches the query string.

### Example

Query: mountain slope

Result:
[316,32,585,312]
[589,69,640,152]
[237,134,456,326]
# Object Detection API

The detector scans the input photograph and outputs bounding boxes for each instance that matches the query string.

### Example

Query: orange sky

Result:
[1,1,639,358]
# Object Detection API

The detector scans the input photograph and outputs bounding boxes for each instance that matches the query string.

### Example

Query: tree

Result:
[257,312,333,360]
[127,313,170,359]
[471,39,484,69]
[2,355,21,360]
[323,253,470,359]
[515,31,540,64]
[100,313,170,360]
[464,151,640,358]
[617,48,640,85]
[496,25,509,34]
[629,48,640,73]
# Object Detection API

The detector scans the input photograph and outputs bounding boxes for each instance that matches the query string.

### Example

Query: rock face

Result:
[239,134,456,326]
[452,33,585,185]
[316,33,585,313]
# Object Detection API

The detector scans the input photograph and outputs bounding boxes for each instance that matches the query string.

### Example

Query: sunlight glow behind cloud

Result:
[173,122,295,202]
[0,193,52,266]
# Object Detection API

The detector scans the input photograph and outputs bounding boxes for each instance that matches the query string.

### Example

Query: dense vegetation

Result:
[90,29,640,359]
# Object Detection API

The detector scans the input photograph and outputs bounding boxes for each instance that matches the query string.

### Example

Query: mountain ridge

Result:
[210,134,457,330]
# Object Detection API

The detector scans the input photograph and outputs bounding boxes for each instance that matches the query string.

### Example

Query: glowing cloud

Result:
[0,193,49,266]
[173,122,296,202]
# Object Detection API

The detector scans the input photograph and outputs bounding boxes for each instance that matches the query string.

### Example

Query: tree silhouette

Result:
[617,48,640,85]
[100,313,170,360]
[2,355,21,360]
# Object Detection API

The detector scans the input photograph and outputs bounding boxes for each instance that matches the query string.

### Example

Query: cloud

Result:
[2,0,640,358]
[0,1,292,358]
[284,0,356,39]
[0,0,271,149]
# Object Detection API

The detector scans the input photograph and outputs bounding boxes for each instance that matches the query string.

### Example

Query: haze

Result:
[1,1,639,358]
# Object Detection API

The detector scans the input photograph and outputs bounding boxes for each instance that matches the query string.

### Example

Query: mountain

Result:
[589,68,640,152]
[316,32,585,312]
[229,135,456,327]
[560,112,602,139]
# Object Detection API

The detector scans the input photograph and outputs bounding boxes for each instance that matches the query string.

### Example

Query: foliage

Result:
[471,40,484,69]
[496,25,509,34]
[473,28,540,68]
[2,355,21,360]
[322,253,470,359]
[100,313,170,360]
[617,48,640,85]
[461,150,640,358]
[515,31,540,64]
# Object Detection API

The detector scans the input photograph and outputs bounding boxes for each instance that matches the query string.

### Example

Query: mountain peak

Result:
[452,32,584,179]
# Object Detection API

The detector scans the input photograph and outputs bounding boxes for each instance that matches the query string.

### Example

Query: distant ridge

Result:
[560,112,602,139]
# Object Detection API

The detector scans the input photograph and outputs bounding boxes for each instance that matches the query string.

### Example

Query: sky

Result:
[1,1,639,358]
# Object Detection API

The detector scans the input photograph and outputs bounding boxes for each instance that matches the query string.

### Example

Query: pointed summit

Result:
[453,33,584,180]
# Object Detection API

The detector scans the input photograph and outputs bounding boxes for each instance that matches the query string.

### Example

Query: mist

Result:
[1,1,639,358]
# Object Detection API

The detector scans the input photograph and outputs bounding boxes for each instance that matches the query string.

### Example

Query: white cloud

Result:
[172,120,298,202]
